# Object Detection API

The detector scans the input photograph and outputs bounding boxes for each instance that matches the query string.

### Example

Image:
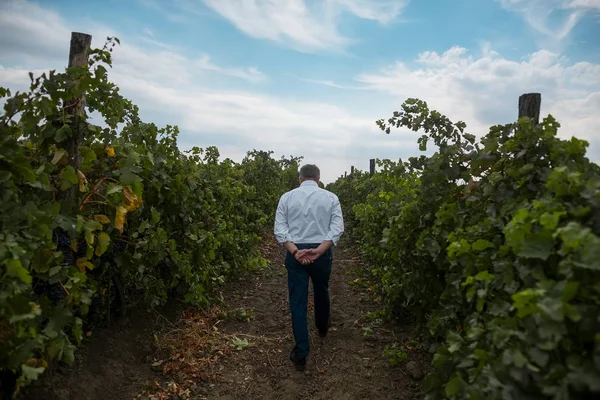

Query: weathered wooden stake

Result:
[60,32,92,203]
[518,93,541,125]
[344,171,347,178]
[351,166,355,175]
[369,159,375,176]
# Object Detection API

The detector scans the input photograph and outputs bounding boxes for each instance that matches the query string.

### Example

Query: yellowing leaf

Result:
[105,145,116,157]
[124,186,142,211]
[70,239,78,252]
[76,258,94,273]
[77,170,87,192]
[94,214,110,224]
[52,148,68,165]
[115,206,127,232]
[95,232,110,257]
[84,228,94,245]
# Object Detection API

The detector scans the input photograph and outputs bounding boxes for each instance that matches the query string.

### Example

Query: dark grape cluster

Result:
[157,259,170,281]
[113,240,127,254]
[53,228,76,267]
[52,227,71,250]
[61,251,75,267]
[75,237,87,259]
[47,284,66,304]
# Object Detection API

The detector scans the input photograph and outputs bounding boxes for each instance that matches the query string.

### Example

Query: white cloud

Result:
[329,0,409,23]
[356,46,600,160]
[196,54,266,83]
[0,0,411,182]
[1,0,599,183]
[0,0,68,63]
[497,0,600,42]
[198,0,409,52]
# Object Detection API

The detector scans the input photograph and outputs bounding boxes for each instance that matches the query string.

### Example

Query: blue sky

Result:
[1,0,599,182]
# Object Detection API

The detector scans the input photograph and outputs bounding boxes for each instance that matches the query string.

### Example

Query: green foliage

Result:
[0,38,297,391]
[228,336,250,351]
[384,344,409,366]
[330,98,600,399]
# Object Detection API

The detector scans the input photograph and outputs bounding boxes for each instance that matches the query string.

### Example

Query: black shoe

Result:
[289,350,306,371]
[318,317,332,338]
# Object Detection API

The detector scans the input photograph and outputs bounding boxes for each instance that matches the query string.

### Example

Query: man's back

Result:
[273,164,344,372]
[274,180,343,246]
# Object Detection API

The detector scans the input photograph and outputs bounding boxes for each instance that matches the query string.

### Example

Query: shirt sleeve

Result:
[325,196,344,245]
[274,195,292,244]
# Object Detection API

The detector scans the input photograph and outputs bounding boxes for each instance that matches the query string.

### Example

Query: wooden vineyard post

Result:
[518,93,541,125]
[369,159,375,176]
[344,171,347,178]
[351,166,355,175]
[60,32,92,204]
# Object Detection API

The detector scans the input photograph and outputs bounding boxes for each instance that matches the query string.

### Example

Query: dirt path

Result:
[22,239,428,400]
[198,239,427,400]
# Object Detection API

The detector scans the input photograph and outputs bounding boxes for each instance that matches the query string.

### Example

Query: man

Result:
[274,164,344,371]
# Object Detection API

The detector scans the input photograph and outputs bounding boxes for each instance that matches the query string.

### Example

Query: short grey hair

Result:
[299,164,320,180]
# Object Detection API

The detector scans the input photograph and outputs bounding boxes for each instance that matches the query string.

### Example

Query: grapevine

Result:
[328,98,600,399]
[0,37,300,395]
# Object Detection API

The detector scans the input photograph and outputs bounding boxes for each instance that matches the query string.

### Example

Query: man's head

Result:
[299,164,320,184]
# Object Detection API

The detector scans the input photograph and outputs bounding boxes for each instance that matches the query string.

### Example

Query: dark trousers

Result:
[285,243,333,358]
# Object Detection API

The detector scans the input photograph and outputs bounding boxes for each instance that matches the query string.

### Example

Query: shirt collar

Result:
[300,180,318,187]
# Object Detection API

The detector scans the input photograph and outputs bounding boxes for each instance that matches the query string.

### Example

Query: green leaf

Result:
[119,169,142,185]
[80,146,97,164]
[5,258,32,283]
[445,375,466,398]
[15,164,36,183]
[564,304,581,322]
[512,289,544,318]
[76,215,85,232]
[55,124,72,142]
[466,285,476,300]
[561,282,580,302]
[513,349,528,368]
[106,183,122,195]
[576,234,600,271]
[138,220,151,232]
[0,170,13,182]
[476,297,485,312]
[529,348,549,367]
[60,165,78,190]
[475,271,494,281]
[540,211,563,231]
[21,365,45,381]
[518,232,554,260]
[47,338,63,358]
[73,318,83,344]
[472,239,494,252]
[62,341,75,364]
[95,232,110,257]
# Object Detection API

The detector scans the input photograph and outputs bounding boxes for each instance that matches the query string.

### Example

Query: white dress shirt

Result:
[274,180,344,245]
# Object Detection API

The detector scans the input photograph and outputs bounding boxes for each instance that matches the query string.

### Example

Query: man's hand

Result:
[284,241,332,265]
[294,249,312,265]
[302,248,323,263]
[303,240,333,263]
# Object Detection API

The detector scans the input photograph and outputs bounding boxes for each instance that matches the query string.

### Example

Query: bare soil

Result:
[22,239,429,400]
